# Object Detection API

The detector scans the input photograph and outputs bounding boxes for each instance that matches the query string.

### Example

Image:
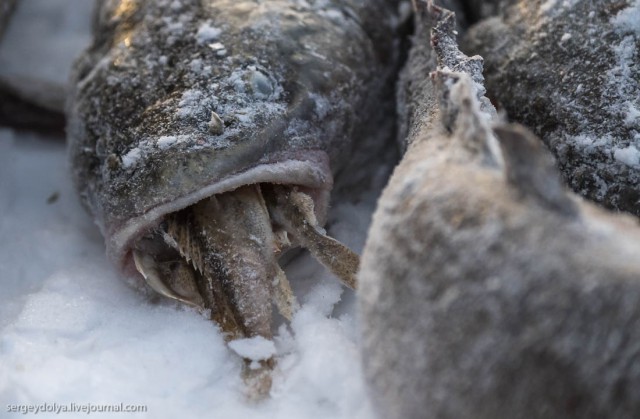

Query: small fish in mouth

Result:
[132,183,359,395]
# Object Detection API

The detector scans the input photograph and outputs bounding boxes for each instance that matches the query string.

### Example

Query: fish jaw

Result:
[110,153,332,278]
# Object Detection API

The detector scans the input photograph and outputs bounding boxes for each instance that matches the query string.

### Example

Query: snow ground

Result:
[0,128,383,418]
[0,0,93,90]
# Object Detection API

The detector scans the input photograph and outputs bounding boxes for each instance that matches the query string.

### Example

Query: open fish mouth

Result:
[131,182,358,396]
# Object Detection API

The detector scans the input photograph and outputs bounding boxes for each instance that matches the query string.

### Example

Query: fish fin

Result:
[494,124,578,216]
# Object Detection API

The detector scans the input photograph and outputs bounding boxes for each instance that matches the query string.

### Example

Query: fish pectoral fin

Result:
[265,185,360,289]
[273,265,299,321]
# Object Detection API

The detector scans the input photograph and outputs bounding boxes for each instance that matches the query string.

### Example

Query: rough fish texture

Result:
[360,2,640,418]
[464,0,640,216]
[396,0,491,151]
[67,0,401,271]
[457,0,511,22]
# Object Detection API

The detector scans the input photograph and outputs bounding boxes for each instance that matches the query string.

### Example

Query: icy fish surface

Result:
[68,0,401,269]
[464,0,640,215]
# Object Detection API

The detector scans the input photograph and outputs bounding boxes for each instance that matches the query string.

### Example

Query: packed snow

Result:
[196,21,222,45]
[614,144,640,167]
[612,0,640,35]
[228,337,277,361]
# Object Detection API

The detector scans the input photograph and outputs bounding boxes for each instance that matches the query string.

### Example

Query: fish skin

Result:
[396,0,491,152]
[67,0,403,270]
[463,0,640,216]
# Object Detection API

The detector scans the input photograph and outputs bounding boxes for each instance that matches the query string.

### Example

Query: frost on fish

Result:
[67,0,402,397]
[463,0,640,215]
[396,0,492,152]
[68,0,400,265]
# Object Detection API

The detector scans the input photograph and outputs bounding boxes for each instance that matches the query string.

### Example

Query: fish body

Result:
[464,0,640,215]
[360,2,640,417]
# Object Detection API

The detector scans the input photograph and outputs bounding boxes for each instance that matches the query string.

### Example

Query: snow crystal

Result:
[539,0,580,17]
[319,8,346,23]
[190,58,203,73]
[571,133,613,151]
[614,145,640,167]
[309,93,331,119]
[612,1,640,34]
[208,42,226,51]
[196,22,222,44]
[177,89,204,117]
[249,69,275,100]
[560,33,572,42]
[121,147,143,168]
[625,102,640,126]
[607,35,639,126]
[208,41,227,56]
[228,69,246,94]
[228,337,277,361]
[156,135,188,150]
[540,0,559,13]
[235,112,254,125]
[165,20,184,35]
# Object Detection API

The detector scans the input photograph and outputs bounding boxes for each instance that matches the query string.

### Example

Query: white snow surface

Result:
[614,144,640,167]
[612,0,640,34]
[196,21,222,44]
[0,128,384,418]
[228,337,277,361]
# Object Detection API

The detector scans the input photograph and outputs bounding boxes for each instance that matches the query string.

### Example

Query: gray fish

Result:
[67,0,402,397]
[464,0,640,216]
[360,2,640,418]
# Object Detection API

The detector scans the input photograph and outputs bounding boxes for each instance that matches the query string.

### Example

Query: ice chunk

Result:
[228,336,276,361]
[196,22,221,44]
[612,1,640,34]
[614,145,640,167]
[121,148,142,168]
